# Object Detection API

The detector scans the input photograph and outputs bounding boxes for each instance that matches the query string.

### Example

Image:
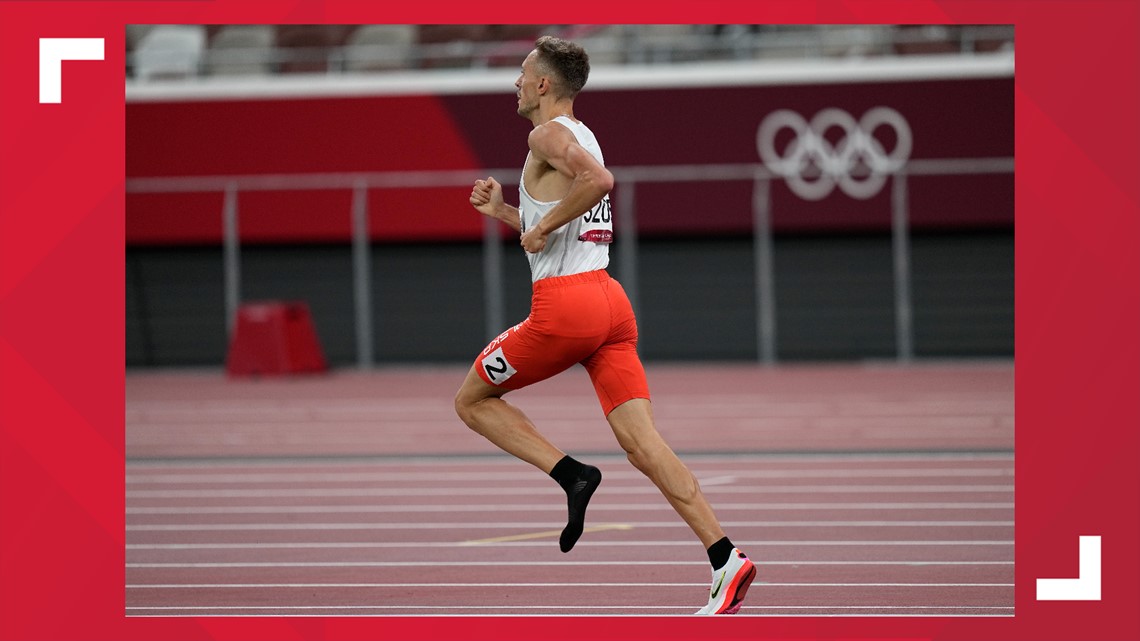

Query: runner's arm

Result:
[470,176,522,232]
[520,124,613,252]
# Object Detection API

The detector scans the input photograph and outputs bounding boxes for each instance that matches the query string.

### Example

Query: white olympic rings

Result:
[757,107,912,201]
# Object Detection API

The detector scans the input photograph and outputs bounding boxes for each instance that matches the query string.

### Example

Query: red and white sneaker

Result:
[695,548,756,615]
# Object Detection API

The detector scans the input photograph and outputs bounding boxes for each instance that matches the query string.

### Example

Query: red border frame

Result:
[2,2,1138,640]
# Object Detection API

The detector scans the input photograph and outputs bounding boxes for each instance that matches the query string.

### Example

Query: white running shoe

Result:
[695,548,756,615]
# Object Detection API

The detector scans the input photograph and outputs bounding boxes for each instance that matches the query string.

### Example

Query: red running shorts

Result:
[473,269,650,416]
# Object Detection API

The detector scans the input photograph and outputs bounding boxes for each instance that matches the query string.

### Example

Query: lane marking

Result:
[127,398,1012,413]
[127,560,1014,568]
[460,524,633,545]
[127,582,1014,589]
[126,520,1013,531]
[697,475,738,486]
[126,467,1013,484]
[125,484,1013,499]
[124,613,1014,618]
[124,602,1016,606]
[125,604,1015,610]
[126,502,1014,515]
[127,539,1014,550]
[127,452,1014,470]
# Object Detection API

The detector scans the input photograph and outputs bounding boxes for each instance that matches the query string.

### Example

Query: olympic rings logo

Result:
[757,107,912,201]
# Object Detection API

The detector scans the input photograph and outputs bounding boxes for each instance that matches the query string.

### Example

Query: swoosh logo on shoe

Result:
[709,572,726,599]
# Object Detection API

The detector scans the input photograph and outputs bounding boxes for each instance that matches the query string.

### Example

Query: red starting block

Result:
[225,301,328,376]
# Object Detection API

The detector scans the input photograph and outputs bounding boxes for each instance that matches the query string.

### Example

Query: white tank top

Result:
[519,116,613,282]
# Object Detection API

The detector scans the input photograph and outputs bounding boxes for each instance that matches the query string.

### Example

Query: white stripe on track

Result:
[125,468,1013,484]
[127,602,1016,606]
[125,613,1015,618]
[125,484,1013,498]
[127,393,1009,408]
[127,560,1014,568]
[127,539,1014,550]
[126,452,1013,469]
[127,582,1013,589]
[126,520,1014,531]
[126,502,1014,514]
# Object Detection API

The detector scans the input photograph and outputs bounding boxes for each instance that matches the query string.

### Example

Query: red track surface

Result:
[126,362,1013,616]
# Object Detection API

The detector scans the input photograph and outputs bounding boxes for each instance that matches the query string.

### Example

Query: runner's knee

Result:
[454,388,472,424]
[623,439,664,475]
[454,385,485,428]
[624,442,701,503]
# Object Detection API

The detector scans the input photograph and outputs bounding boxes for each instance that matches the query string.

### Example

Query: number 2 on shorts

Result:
[481,347,518,385]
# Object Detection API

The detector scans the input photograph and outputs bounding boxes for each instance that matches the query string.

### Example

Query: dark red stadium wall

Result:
[446,78,1013,235]
[125,77,1012,245]
[126,95,486,244]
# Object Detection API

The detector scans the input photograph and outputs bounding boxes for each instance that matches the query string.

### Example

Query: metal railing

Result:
[126,157,1013,367]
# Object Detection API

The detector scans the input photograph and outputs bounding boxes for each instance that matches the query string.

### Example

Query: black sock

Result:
[549,455,586,490]
[548,455,602,553]
[707,536,735,569]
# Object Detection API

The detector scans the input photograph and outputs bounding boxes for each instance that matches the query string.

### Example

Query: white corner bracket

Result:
[39,38,104,104]
[1036,535,1102,601]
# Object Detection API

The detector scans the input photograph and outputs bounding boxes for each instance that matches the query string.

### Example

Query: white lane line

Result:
[127,560,1015,568]
[126,502,1014,514]
[127,582,1014,589]
[127,399,1012,415]
[690,475,737,486]
[127,453,1013,469]
[124,604,1015,611]
[125,613,1015,618]
[125,484,1013,499]
[125,468,1013,484]
[127,540,1014,550]
[126,520,1014,531]
[127,467,1016,481]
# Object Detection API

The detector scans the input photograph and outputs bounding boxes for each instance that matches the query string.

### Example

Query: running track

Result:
[126,362,1014,616]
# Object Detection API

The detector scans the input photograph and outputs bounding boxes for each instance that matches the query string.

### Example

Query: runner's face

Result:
[515,51,541,117]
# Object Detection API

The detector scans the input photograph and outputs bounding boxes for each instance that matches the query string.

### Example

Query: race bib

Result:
[480,346,517,385]
[578,196,613,244]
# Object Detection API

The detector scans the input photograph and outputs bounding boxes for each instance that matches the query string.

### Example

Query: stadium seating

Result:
[344,24,417,72]
[134,25,206,81]
[127,24,1015,80]
[205,25,276,76]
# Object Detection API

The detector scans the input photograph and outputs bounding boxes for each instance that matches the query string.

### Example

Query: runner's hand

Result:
[470,177,504,220]
[520,225,547,253]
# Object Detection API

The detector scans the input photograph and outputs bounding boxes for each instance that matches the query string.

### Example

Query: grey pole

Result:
[891,172,915,362]
[753,175,777,364]
[483,215,505,339]
[352,181,374,368]
[222,182,240,338]
[616,182,640,317]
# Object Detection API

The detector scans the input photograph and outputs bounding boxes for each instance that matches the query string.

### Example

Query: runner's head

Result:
[516,37,590,118]
[532,36,590,100]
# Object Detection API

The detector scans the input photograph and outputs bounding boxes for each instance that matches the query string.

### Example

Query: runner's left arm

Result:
[520,124,613,253]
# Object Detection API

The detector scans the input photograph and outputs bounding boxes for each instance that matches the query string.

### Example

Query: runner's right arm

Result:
[470,177,521,232]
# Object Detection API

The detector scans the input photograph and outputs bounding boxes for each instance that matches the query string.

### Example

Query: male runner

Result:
[453,36,755,615]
